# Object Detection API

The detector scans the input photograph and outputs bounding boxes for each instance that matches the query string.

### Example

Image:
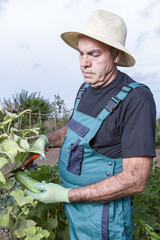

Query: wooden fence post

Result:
[54,108,57,130]
[29,111,31,129]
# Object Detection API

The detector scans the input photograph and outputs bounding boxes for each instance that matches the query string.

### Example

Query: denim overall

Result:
[59,82,147,240]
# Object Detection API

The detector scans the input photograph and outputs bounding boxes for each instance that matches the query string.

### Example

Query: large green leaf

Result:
[10,189,36,207]
[20,138,30,150]
[13,218,36,238]
[20,128,39,137]
[43,217,58,231]
[26,147,45,158]
[13,218,49,240]
[0,140,25,162]
[0,133,8,139]
[25,227,49,240]
[25,227,50,240]
[0,157,8,169]
[36,227,50,239]
[4,109,31,121]
[8,130,20,142]
[0,214,9,227]
[0,171,6,184]
[0,119,12,128]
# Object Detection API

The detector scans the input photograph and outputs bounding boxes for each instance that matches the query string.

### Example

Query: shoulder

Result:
[119,72,155,108]
[116,73,156,127]
[126,84,155,110]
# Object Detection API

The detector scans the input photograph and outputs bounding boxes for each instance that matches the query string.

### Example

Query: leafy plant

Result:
[133,163,160,239]
[3,89,52,129]
[156,118,160,149]
[0,110,69,240]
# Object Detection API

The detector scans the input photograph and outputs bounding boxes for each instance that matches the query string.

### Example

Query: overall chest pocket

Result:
[67,118,89,175]
[67,139,84,175]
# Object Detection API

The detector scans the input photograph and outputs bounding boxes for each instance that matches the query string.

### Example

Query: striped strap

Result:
[97,82,149,121]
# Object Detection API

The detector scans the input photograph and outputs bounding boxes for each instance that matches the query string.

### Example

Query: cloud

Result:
[32,63,41,69]
[132,71,157,83]
[154,25,160,37]
[20,42,31,51]
[0,0,9,15]
[64,0,80,8]
[135,31,149,49]
[140,0,160,18]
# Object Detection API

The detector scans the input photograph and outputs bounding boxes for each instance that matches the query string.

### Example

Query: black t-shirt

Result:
[75,71,156,159]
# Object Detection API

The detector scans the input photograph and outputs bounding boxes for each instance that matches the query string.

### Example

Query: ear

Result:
[114,50,122,64]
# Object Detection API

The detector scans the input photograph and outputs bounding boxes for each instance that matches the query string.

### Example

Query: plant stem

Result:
[7,122,12,134]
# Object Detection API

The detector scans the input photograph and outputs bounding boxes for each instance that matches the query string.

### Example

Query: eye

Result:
[79,52,84,58]
[92,54,100,58]
[89,50,101,58]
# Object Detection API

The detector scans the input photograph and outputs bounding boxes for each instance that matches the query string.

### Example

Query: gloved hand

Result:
[30,135,49,160]
[26,181,71,204]
[22,135,49,171]
[23,135,49,163]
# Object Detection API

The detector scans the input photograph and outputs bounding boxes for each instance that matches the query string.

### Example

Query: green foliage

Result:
[33,122,50,135]
[52,94,65,114]
[156,118,160,149]
[28,164,69,240]
[133,163,160,239]
[0,165,69,240]
[52,94,72,130]
[2,90,72,133]
[2,109,160,240]
[0,110,69,240]
[3,90,52,129]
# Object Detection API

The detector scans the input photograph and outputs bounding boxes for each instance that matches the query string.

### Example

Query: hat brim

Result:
[61,31,135,67]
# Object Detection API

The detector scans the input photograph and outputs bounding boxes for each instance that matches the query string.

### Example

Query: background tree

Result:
[52,94,72,130]
[3,90,52,129]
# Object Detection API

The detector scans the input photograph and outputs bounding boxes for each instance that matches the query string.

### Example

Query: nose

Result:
[80,54,91,68]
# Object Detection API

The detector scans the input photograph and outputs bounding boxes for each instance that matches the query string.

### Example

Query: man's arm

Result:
[69,156,152,202]
[45,125,68,148]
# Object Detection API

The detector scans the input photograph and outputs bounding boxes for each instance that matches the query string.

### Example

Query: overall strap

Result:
[97,82,149,121]
[75,83,90,110]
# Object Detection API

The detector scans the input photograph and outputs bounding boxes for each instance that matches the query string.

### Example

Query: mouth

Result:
[82,71,94,77]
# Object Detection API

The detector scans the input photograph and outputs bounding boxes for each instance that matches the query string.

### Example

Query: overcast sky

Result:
[0,0,160,115]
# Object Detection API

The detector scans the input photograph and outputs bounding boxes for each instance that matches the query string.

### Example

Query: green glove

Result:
[31,135,49,160]
[26,181,70,204]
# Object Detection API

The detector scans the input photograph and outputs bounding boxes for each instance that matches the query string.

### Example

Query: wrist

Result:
[63,188,71,203]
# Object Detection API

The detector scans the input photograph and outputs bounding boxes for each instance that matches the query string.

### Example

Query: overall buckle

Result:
[105,96,121,113]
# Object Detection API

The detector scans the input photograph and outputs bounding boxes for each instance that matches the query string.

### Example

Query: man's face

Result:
[78,35,119,88]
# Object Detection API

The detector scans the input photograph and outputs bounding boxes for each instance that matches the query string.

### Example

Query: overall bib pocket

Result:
[67,139,84,175]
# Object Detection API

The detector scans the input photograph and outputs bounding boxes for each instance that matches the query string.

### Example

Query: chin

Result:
[84,78,93,84]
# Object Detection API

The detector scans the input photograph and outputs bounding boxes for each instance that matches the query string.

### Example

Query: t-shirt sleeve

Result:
[121,87,156,158]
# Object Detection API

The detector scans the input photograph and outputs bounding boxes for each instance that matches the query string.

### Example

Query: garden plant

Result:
[0,110,160,239]
[0,110,69,240]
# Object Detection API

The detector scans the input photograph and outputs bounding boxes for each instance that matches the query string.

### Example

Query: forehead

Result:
[78,34,110,51]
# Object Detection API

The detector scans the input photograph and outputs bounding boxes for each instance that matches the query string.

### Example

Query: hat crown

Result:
[81,9,127,47]
[61,9,135,67]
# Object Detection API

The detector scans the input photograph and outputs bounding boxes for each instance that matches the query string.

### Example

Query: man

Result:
[27,9,156,239]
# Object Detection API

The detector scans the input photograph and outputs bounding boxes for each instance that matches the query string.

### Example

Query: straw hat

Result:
[61,9,135,67]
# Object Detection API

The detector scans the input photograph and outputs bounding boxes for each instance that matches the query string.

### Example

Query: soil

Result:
[36,148,61,166]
